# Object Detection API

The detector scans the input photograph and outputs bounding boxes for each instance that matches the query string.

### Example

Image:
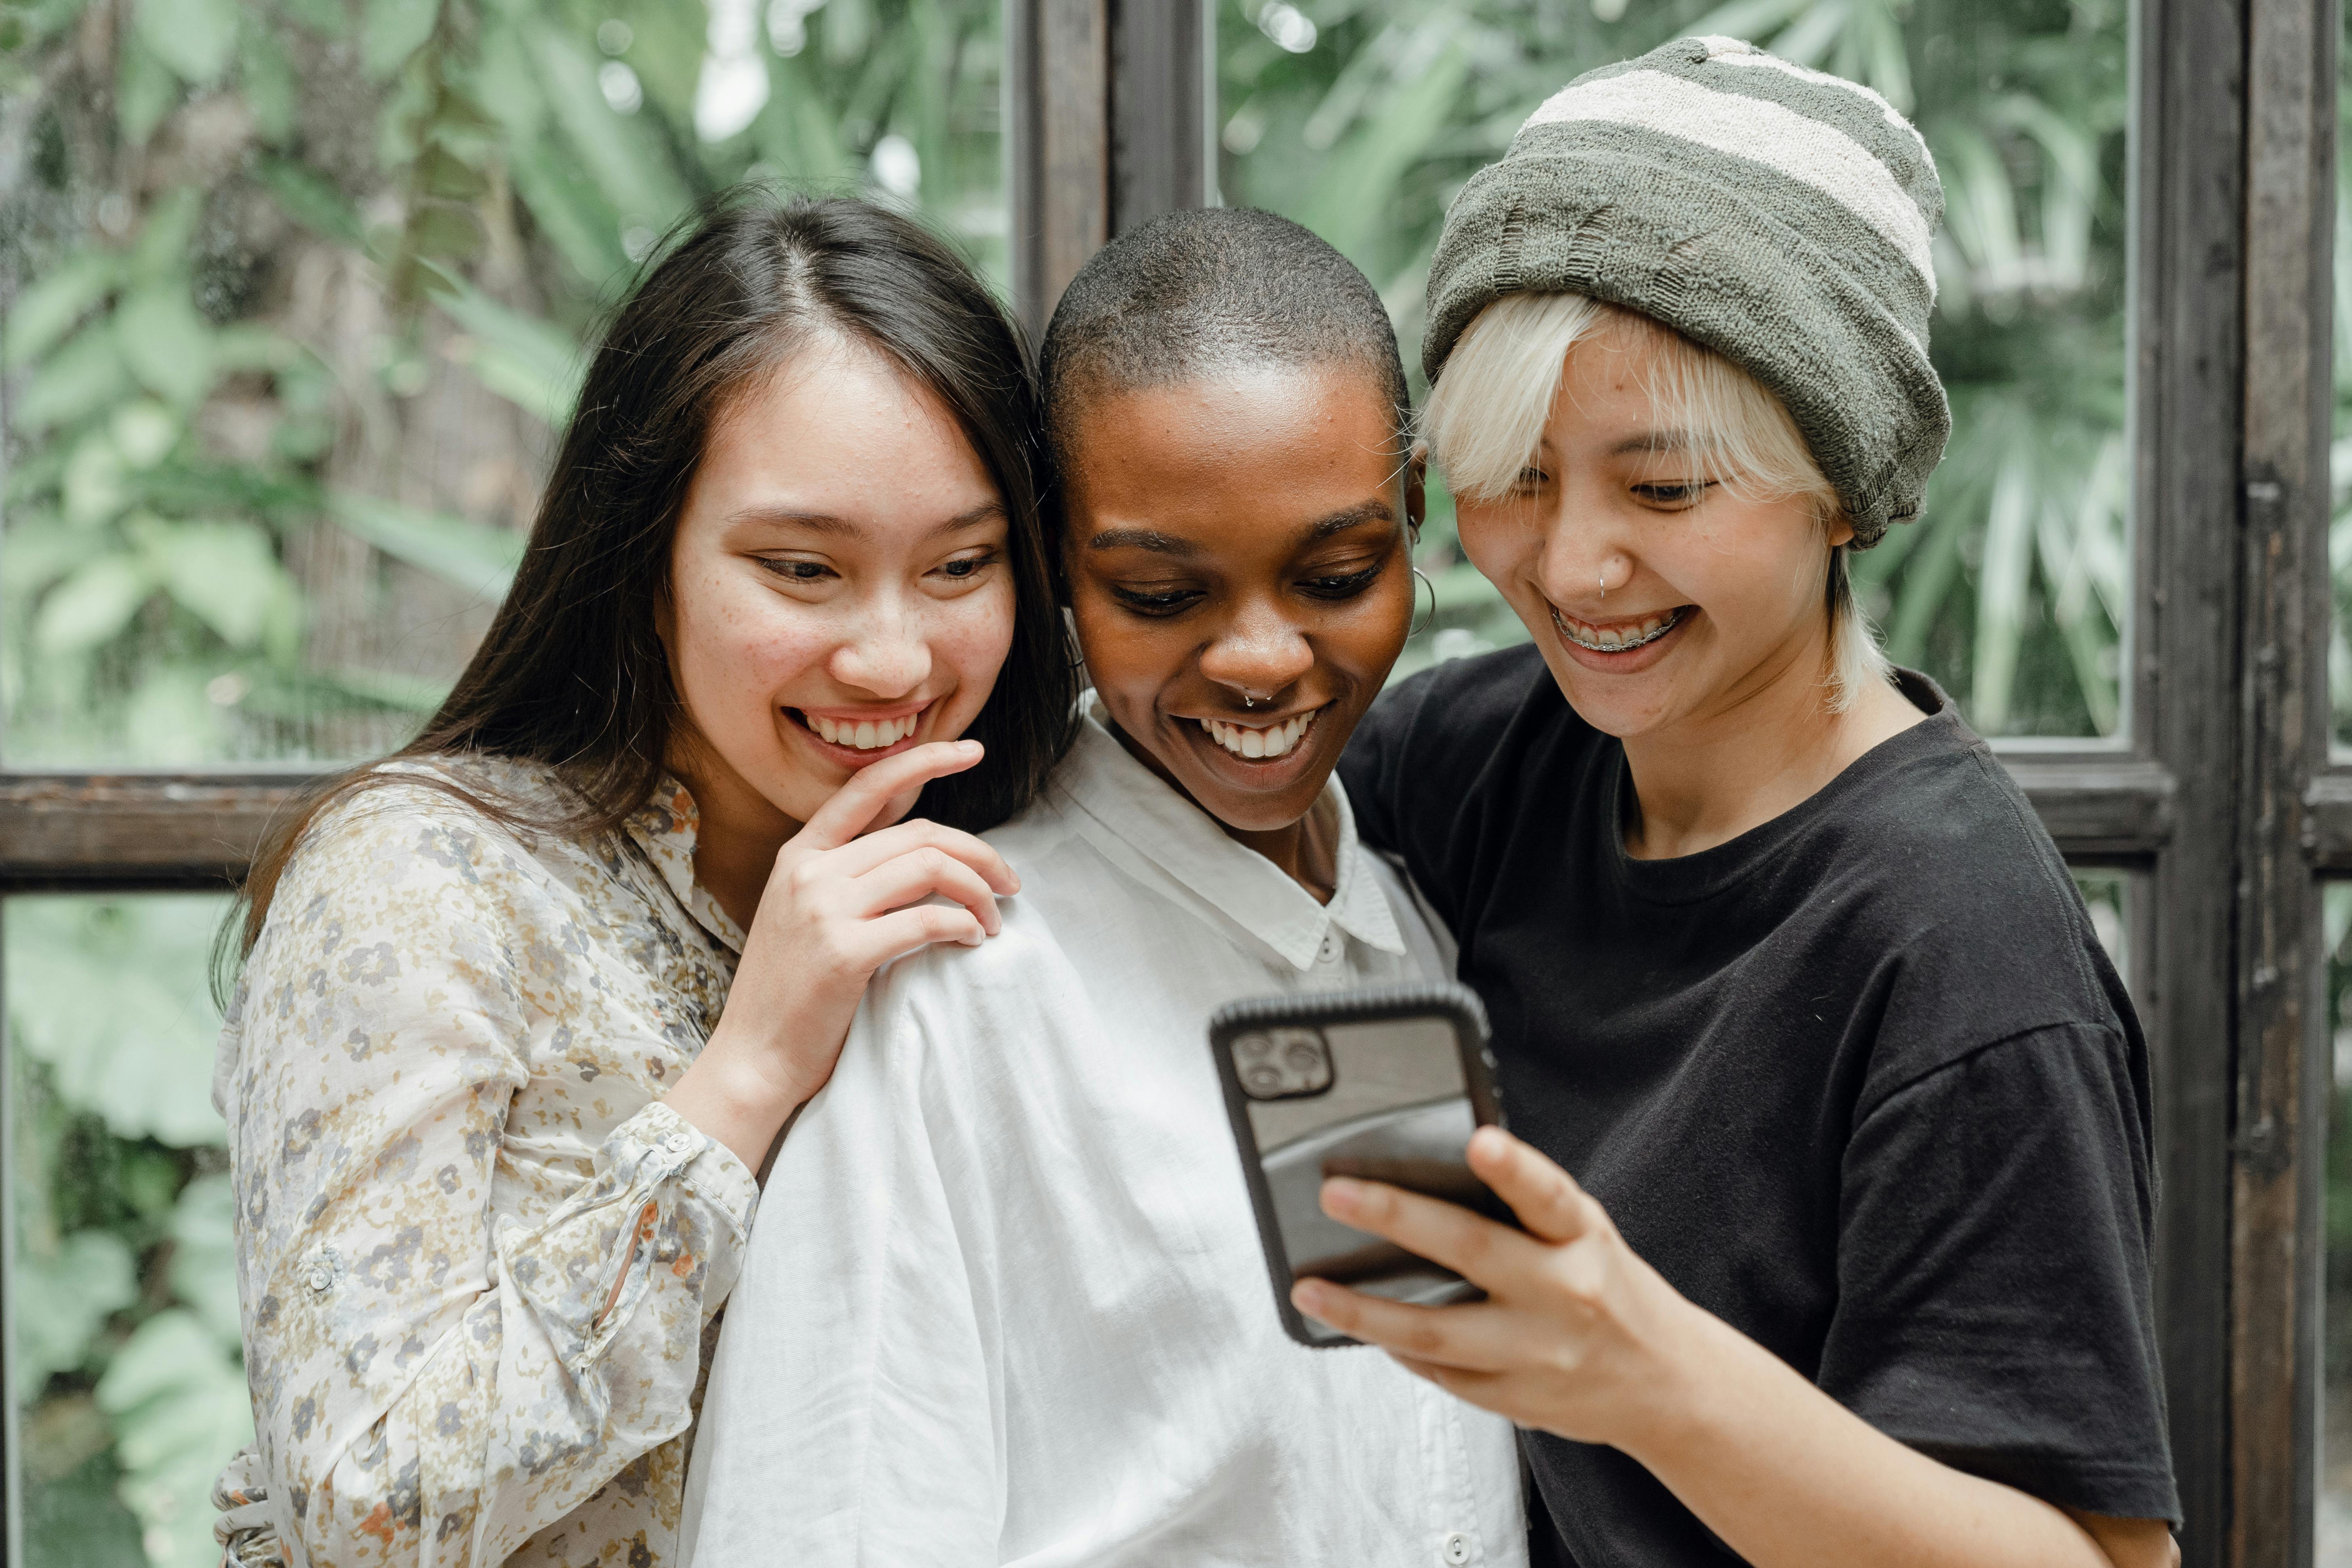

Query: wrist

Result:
[696,1020,824,1118]
[1606,1278,1742,1465]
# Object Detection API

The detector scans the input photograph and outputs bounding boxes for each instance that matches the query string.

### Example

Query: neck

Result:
[1619,639,1926,862]
[1107,721,1338,904]
[672,750,800,931]
[1225,812,1337,904]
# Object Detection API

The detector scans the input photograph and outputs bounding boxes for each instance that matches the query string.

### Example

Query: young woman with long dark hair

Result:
[206,192,1077,1568]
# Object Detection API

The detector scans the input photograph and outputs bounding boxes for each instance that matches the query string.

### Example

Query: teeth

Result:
[807,712,919,749]
[1554,606,1684,654]
[1197,709,1319,760]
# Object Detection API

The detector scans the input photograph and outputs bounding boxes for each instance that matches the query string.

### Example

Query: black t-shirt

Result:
[1341,644,2180,1564]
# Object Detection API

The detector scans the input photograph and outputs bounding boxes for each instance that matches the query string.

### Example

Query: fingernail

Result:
[959,739,983,753]
[1291,1280,1329,1312]
[1320,1177,1363,1217]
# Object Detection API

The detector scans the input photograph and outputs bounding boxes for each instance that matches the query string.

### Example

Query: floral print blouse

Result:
[211,756,758,1568]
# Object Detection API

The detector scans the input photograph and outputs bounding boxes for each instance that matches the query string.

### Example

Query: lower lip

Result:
[784,707,931,769]
[1179,711,1327,789]
[1551,608,1692,674]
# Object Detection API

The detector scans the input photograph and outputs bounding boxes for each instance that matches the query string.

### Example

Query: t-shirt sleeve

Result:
[1818,1023,2180,1523]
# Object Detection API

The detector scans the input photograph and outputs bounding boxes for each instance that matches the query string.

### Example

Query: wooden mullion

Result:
[1006,0,1110,339]
[2232,0,2338,1555]
[2137,0,2254,1555]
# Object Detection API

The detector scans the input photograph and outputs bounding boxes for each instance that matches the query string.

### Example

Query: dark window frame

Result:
[0,1,2335,1561]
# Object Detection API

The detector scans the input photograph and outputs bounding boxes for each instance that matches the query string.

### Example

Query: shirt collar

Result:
[1049,701,1405,971]
[622,776,746,954]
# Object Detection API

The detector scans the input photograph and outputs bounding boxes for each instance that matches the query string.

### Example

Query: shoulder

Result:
[1796,720,2133,1099]
[1351,644,1564,773]
[851,899,1093,1110]
[266,756,601,950]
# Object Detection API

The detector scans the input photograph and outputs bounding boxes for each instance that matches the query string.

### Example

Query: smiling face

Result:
[1062,364,1420,836]
[661,334,1015,840]
[1452,315,1849,743]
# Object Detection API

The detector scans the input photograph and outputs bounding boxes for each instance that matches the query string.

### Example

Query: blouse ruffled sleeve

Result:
[218,785,756,1567]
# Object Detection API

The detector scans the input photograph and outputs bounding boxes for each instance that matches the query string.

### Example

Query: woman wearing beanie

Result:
[1318,37,2180,1568]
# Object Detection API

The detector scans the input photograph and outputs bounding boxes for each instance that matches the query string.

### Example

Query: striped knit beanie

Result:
[1423,36,1949,546]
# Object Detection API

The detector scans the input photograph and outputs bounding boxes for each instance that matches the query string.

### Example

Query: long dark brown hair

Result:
[235,190,1078,954]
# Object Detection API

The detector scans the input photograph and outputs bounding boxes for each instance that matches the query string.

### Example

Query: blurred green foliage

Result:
[1223,0,2131,734]
[0,1,1003,1563]
[0,0,1005,766]
[8,895,242,1568]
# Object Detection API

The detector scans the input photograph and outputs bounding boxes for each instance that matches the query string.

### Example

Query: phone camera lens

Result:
[1243,1065,1284,1094]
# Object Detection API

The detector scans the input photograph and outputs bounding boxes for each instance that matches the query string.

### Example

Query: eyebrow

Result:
[1607,430,1701,458]
[726,501,1006,539]
[1086,499,1397,557]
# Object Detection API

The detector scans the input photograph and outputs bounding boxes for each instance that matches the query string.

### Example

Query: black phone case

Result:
[1209,979,1508,1349]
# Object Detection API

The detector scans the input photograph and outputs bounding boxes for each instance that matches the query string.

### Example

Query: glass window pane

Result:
[2326,882,2352,1555]
[6,894,237,1568]
[0,2,1006,767]
[2333,30,2352,751]
[1223,2,2133,737]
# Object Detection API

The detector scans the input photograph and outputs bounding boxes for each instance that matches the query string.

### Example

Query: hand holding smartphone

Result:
[1209,981,1513,1347]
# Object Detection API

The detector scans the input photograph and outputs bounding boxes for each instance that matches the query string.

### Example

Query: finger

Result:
[850,850,1003,936]
[1466,1126,1598,1246]
[1388,1353,1518,1414]
[1287,1278,1518,1372]
[1318,1175,1543,1290]
[819,819,1019,894]
[848,903,992,969]
[796,741,983,850]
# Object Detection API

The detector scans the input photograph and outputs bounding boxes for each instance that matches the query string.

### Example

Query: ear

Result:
[1406,441,1429,539]
[653,574,677,651]
[1825,509,1857,550]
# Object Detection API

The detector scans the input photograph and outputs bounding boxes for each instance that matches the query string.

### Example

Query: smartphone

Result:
[1209,980,1511,1348]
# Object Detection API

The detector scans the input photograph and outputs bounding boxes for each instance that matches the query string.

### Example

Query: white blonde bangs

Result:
[1421,291,1892,710]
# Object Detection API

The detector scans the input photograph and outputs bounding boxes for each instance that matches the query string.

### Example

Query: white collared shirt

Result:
[680,714,1526,1568]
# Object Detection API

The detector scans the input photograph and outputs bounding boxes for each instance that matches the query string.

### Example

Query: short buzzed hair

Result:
[1038,208,1411,466]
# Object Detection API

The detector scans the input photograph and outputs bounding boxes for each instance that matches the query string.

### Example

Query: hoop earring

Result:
[1410,568,1436,638]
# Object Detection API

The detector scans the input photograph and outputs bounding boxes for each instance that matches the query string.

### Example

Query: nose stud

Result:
[1598,571,1607,598]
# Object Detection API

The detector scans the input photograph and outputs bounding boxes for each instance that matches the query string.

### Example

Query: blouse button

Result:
[663,1131,696,1154]
[1440,1532,1474,1566]
[1316,930,1342,965]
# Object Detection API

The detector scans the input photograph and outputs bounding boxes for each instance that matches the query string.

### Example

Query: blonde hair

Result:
[1422,293,1893,711]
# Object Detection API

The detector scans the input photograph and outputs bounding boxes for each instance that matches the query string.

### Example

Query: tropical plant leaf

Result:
[363,0,442,79]
[17,324,135,432]
[328,491,525,598]
[255,157,365,244]
[114,286,218,407]
[526,21,696,224]
[5,895,230,1146]
[143,518,287,649]
[133,0,237,86]
[429,271,586,425]
[12,1231,139,1400]
[95,1310,254,1568]
[168,1174,246,1350]
[4,248,117,370]
[34,553,161,656]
